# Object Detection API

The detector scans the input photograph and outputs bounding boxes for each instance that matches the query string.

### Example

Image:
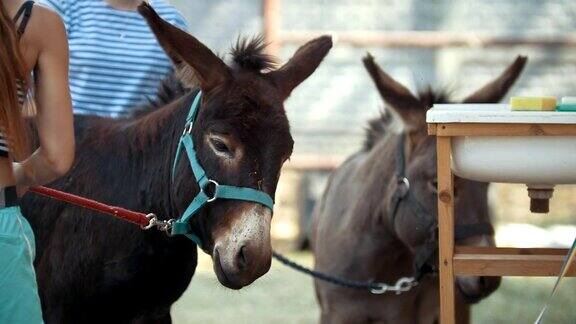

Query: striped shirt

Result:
[40,0,188,117]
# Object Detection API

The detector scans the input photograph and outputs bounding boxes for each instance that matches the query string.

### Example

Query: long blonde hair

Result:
[0,2,30,160]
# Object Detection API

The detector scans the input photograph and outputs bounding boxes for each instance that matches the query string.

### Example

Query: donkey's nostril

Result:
[237,245,249,270]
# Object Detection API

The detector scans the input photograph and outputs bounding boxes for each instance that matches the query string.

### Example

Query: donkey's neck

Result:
[332,133,415,280]
[110,92,195,219]
[348,133,400,235]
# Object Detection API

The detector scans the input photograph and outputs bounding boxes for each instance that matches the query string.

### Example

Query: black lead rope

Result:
[272,251,417,294]
[272,252,382,291]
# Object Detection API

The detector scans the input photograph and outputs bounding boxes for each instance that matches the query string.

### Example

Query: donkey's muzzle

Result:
[211,204,272,289]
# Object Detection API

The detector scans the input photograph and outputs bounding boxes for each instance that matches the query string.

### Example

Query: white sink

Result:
[427,104,576,185]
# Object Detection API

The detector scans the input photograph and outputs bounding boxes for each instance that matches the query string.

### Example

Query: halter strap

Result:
[170,92,274,246]
[390,134,434,227]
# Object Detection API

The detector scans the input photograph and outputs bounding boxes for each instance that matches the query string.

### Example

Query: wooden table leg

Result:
[437,136,456,324]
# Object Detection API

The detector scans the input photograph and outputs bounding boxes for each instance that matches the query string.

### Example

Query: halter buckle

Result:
[182,123,193,136]
[202,179,220,202]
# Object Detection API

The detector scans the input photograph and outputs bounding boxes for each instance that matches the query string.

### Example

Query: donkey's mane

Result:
[363,87,450,151]
[231,36,277,72]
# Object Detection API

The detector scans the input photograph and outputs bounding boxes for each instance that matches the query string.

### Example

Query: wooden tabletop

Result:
[427,104,576,124]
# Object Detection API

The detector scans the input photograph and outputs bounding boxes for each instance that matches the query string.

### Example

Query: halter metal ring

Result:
[202,179,220,202]
[400,177,410,189]
[397,177,410,198]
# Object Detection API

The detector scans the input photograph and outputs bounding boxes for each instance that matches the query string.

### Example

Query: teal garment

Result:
[0,206,43,324]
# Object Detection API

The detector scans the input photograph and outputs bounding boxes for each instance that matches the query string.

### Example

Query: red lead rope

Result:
[29,186,151,228]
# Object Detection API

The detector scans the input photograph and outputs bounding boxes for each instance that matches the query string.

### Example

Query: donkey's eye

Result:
[210,138,230,154]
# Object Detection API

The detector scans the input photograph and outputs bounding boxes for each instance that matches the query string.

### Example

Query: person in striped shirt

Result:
[40,0,188,117]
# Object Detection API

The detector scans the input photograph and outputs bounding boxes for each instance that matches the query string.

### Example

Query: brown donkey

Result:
[312,54,527,323]
[20,4,332,323]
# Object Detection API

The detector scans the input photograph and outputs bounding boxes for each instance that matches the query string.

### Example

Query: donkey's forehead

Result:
[407,132,436,164]
[203,77,289,132]
[229,71,284,106]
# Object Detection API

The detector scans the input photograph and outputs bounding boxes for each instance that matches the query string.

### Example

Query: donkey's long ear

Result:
[463,55,527,103]
[363,53,423,129]
[138,3,230,91]
[267,35,332,100]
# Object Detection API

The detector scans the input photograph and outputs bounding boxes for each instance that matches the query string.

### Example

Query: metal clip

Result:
[394,277,418,294]
[370,283,389,294]
[370,277,417,295]
[142,213,158,230]
[142,213,174,234]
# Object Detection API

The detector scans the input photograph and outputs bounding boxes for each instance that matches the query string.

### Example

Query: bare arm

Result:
[14,6,74,187]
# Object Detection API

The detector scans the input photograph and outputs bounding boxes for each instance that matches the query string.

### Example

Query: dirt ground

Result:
[171,251,576,324]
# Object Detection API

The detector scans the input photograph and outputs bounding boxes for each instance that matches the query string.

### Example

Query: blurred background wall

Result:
[168,0,576,247]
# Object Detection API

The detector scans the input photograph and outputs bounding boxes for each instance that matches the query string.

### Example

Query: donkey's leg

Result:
[455,295,470,324]
[319,295,419,324]
[320,306,370,324]
[415,278,441,324]
[316,291,372,324]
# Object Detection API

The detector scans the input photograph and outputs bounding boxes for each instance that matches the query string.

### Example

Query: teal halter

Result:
[170,91,275,246]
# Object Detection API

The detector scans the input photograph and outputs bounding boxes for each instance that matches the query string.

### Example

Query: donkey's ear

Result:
[362,53,423,129]
[267,35,332,100]
[138,3,230,91]
[463,55,527,103]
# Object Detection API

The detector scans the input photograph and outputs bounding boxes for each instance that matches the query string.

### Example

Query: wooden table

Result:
[427,104,576,324]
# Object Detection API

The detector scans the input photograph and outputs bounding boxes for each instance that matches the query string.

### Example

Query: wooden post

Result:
[437,136,456,324]
[263,0,281,57]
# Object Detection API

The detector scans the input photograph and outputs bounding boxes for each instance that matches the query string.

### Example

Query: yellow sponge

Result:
[510,96,557,111]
